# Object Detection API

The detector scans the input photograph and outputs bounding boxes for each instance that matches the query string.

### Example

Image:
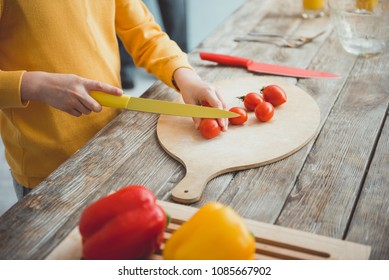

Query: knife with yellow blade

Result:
[90,91,238,118]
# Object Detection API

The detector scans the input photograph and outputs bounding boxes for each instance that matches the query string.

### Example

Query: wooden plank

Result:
[0,108,163,259]
[46,200,370,260]
[180,1,389,260]
[195,0,274,54]
[0,61,184,259]
[147,0,346,209]
[0,0,386,261]
[193,0,333,82]
[0,77,191,259]
[189,21,358,215]
[346,110,389,259]
[275,52,389,250]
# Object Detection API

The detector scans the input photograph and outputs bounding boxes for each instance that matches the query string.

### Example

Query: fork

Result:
[234,30,326,48]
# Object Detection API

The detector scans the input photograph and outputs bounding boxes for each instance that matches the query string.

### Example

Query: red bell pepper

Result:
[78,185,167,260]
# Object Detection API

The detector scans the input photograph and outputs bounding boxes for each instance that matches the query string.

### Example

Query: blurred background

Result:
[0,0,245,215]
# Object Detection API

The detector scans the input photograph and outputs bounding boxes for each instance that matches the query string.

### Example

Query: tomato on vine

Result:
[238,92,264,111]
[261,85,287,107]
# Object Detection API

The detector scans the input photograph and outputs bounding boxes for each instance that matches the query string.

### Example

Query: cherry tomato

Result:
[255,102,274,122]
[240,92,264,111]
[201,101,211,107]
[261,85,287,107]
[199,119,221,139]
[228,107,248,125]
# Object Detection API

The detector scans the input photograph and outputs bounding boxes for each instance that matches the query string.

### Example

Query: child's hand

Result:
[21,72,123,117]
[173,68,228,131]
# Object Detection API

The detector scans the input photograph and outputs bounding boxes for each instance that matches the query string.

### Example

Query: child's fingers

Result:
[79,97,102,113]
[82,79,123,112]
[85,79,123,96]
[204,86,228,131]
[193,118,201,130]
[217,118,228,131]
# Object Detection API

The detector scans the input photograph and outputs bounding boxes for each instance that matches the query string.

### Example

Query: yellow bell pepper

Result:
[163,202,256,260]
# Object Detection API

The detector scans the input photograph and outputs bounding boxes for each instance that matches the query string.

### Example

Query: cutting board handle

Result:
[171,169,210,204]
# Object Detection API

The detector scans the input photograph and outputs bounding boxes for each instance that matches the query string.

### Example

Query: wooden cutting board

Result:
[46,200,370,260]
[157,76,321,203]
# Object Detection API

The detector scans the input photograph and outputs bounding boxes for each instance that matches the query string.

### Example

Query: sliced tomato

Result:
[228,107,248,125]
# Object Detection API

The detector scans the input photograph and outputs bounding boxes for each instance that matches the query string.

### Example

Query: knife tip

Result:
[325,74,342,79]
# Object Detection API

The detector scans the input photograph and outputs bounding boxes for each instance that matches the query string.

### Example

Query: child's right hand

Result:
[21,72,123,117]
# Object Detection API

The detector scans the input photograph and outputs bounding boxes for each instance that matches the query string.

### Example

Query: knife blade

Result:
[90,91,238,118]
[199,52,340,79]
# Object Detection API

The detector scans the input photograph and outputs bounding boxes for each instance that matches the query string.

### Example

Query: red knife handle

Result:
[199,52,251,67]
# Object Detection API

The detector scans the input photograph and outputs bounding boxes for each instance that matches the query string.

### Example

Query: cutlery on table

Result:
[234,30,326,48]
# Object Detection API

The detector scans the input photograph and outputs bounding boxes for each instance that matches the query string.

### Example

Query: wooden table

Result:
[0,0,388,259]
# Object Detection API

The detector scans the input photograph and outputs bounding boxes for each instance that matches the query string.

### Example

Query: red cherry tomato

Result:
[240,92,264,111]
[255,102,274,122]
[228,107,248,125]
[261,85,287,107]
[199,119,221,139]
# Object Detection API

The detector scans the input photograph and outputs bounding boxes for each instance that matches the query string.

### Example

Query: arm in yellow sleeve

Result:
[115,0,193,90]
[0,70,28,109]
[0,1,28,109]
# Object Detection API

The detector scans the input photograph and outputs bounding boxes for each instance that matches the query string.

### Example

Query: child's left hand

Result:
[173,68,228,131]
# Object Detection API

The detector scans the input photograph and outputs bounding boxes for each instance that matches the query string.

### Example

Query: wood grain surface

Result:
[46,200,370,260]
[0,0,388,260]
[157,77,320,203]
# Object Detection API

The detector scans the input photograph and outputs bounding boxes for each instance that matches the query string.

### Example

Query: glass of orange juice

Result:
[355,0,378,10]
[302,0,326,19]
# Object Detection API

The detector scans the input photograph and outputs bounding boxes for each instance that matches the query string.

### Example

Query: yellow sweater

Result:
[0,0,191,188]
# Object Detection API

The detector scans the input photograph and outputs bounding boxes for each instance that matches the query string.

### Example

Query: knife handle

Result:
[199,52,251,67]
[90,91,130,109]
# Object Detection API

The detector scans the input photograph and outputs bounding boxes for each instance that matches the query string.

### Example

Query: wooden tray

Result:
[46,200,370,260]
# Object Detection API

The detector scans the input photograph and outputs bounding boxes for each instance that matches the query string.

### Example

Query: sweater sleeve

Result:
[115,0,193,90]
[0,70,28,109]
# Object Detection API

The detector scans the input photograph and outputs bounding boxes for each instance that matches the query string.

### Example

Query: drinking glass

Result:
[328,0,389,57]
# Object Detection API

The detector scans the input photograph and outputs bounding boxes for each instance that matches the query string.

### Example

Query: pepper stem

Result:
[165,212,171,227]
